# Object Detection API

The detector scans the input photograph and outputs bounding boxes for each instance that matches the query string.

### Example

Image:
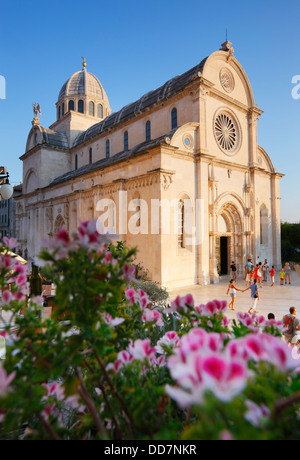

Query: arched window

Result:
[106,139,110,158]
[89,148,93,164]
[62,102,65,116]
[171,107,177,129]
[68,100,75,111]
[75,154,78,170]
[78,100,84,113]
[89,101,95,116]
[97,104,103,118]
[58,106,61,120]
[146,120,151,141]
[124,131,129,151]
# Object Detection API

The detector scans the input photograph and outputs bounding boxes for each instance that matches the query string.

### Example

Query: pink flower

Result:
[203,300,227,316]
[56,229,70,245]
[128,339,156,362]
[142,308,164,327]
[202,355,249,402]
[102,313,124,327]
[168,294,195,314]
[156,331,180,354]
[0,363,16,397]
[121,264,137,282]
[125,287,136,304]
[3,237,18,250]
[1,290,12,304]
[244,400,270,427]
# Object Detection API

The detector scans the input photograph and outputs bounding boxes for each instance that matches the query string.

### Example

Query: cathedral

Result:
[15,41,283,289]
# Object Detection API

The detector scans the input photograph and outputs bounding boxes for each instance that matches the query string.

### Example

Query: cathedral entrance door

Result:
[216,235,230,275]
[220,236,229,275]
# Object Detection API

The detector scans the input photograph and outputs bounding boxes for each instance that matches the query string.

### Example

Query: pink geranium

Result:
[142,308,164,327]
[3,237,18,250]
[128,339,156,362]
[156,331,180,354]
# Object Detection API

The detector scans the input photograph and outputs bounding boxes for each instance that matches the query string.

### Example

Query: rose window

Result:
[214,113,238,153]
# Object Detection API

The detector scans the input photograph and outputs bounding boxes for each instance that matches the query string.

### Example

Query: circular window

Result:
[214,112,240,154]
[219,68,234,93]
[182,133,194,150]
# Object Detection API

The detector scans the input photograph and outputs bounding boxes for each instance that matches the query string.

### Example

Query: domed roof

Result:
[58,69,108,102]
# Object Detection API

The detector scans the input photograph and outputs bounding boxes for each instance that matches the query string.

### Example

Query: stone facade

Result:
[15,43,283,289]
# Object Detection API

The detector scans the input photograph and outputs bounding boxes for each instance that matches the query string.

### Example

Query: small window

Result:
[124,131,129,151]
[89,148,93,164]
[171,108,177,129]
[78,100,84,113]
[106,139,110,158]
[58,106,61,120]
[68,100,75,111]
[89,101,95,116]
[75,154,78,170]
[146,120,151,141]
[97,104,103,118]
[62,103,65,116]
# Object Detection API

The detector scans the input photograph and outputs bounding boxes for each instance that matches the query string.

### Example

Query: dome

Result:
[58,69,109,103]
[56,64,111,121]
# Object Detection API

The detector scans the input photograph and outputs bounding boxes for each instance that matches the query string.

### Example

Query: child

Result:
[269,265,275,287]
[226,279,243,311]
[280,268,285,285]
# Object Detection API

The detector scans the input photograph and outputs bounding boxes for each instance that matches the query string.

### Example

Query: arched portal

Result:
[215,202,243,276]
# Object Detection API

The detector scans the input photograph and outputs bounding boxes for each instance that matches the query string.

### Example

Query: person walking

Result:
[226,279,243,311]
[230,261,237,280]
[284,262,292,285]
[244,279,260,314]
[280,268,285,286]
[262,259,269,282]
[254,264,262,288]
[282,307,300,346]
[269,265,275,287]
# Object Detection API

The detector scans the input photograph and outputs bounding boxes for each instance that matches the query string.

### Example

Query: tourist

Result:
[245,258,253,280]
[269,265,275,287]
[280,268,285,286]
[244,279,260,314]
[226,279,243,311]
[284,262,292,285]
[262,259,269,282]
[245,259,253,286]
[282,307,300,346]
[230,261,237,280]
[254,264,262,288]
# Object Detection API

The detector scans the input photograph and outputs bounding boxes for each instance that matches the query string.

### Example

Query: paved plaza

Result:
[169,269,300,322]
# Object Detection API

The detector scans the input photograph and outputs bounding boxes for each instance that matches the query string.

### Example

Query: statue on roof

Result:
[32,102,41,126]
[33,102,41,117]
[82,56,87,69]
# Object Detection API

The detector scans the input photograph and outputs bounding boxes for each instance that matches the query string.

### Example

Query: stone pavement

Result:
[169,270,300,323]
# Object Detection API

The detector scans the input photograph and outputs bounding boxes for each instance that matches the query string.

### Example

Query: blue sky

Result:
[0,0,299,222]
